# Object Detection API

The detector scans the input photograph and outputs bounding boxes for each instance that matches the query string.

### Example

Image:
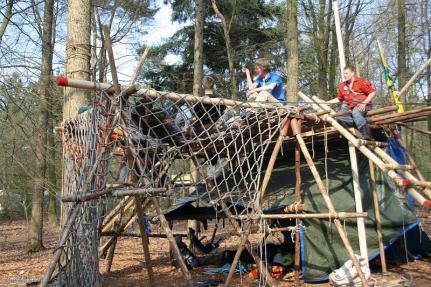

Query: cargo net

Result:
[45,88,296,285]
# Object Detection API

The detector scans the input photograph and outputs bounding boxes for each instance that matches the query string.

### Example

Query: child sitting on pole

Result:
[241,58,286,106]
[327,65,376,140]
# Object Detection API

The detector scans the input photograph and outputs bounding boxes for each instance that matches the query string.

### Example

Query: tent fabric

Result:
[265,138,430,281]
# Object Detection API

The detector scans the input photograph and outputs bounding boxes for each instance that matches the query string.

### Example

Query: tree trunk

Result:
[193,0,204,97]
[211,0,237,100]
[62,0,92,224]
[27,0,55,252]
[0,0,13,44]
[47,115,58,226]
[398,0,408,100]
[286,0,299,103]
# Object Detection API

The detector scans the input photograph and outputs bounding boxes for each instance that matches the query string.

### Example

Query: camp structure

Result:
[38,43,431,287]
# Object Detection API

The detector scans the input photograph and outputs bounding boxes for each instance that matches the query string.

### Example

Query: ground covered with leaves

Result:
[1,218,431,287]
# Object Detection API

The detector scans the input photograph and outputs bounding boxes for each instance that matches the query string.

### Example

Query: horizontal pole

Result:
[261,212,367,219]
[112,188,167,197]
[100,231,187,238]
[56,76,297,111]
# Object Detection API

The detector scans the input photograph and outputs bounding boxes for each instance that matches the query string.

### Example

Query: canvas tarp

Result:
[266,138,431,281]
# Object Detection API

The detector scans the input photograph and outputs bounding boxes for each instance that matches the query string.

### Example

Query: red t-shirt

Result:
[337,77,375,108]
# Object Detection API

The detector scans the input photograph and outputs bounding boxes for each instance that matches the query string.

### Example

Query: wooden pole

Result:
[152,197,193,286]
[134,195,155,285]
[299,92,430,207]
[294,142,301,285]
[220,201,277,287]
[398,58,431,98]
[368,160,387,273]
[295,133,369,287]
[259,136,284,204]
[332,0,346,79]
[102,25,121,95]
[40,203,82,287]
[261,212,367,220]
[397,123,431,136]
[130,48,150,87]
[224,223,250,287]
[348,143,369,267]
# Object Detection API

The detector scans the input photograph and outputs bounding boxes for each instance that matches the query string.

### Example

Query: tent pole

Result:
[295,132,369,287]
[294,142,302,285]
[369,160,387,272]
[349,143,369,267]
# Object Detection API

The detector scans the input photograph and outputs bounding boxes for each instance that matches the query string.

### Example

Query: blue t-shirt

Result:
[254,72,286,103]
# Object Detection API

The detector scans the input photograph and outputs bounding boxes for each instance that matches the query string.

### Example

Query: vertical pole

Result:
[134,196,155,285]
[369,160,387,272]
[295,133,369,287]
[294,142,302,285]
[152,198,193,286]
[349,143,369,268]
[332,0,346,78]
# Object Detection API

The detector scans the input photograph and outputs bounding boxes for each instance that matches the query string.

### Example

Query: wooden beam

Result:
[369,160,387,273]
[102,25,121,95]
[349,143,369,267]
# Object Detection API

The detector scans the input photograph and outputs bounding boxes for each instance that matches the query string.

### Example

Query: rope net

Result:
[46,88,299,286]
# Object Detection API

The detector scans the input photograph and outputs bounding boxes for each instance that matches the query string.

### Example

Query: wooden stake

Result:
[369,160,387,273]
[134,195,155,285]
[349,143,369,267]
[295,133,369,287]
[152,197,193,286]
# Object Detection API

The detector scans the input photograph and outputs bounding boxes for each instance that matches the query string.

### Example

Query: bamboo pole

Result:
[152,197,193,286]
[134,195,155,286]
[295,133,369,286]
[299,92,430,207]
[369,160,387,273]
[294,142,301,285]
[349,143,369,266]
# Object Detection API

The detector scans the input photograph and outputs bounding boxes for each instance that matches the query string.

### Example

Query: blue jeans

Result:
[337,103,371,139]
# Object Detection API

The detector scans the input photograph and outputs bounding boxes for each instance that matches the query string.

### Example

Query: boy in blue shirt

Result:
[241,58,286,106]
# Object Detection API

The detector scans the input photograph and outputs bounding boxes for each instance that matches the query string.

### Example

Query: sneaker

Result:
[329,255,370,287]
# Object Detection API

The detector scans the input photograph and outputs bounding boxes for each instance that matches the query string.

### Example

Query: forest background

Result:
[0,0,430,251]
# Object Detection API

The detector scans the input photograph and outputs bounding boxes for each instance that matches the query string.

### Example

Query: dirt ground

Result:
[1,218,431,287]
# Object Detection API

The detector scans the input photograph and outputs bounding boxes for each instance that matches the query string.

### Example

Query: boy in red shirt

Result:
[327,66,376,140]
